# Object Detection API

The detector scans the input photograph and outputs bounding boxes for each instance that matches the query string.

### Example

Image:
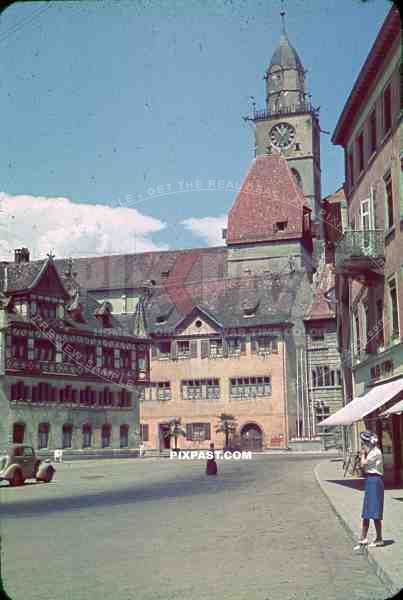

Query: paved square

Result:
[0,456,389,600]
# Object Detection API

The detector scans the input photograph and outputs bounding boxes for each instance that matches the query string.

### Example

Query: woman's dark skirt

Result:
[206,458,217,475]
[362,475,384,520]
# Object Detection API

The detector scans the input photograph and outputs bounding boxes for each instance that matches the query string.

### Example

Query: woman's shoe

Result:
[368,540,384,547]
[353,539,368,550]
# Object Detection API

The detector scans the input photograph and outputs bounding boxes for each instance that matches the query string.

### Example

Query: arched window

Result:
[120,425,129,448]
[13,422,25,444]
[38,423,50,449]
[323,366,331,387]
[82,423,92,448]
[291,168,303,190]
[62,424,73,449]
[316,367,324,387]
[101,424,111,448]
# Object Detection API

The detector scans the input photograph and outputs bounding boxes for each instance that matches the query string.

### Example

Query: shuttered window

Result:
[186,422,211,441]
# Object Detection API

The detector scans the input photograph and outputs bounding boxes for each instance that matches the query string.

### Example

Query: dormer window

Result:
[161,271,170,279]
[243,307,256,318]
[156,315,167,325]
[274,221,287,232]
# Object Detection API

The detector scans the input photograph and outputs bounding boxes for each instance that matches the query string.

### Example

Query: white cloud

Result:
[0,192,167,260]
[181,215,227,246]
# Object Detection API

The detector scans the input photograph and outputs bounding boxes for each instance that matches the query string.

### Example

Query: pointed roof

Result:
[1,254,69,299]
[268,32,304,72]
[133,296,148,338]
[226,153,310,246]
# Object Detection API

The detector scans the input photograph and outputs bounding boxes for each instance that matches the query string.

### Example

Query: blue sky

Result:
[0,0,391,258]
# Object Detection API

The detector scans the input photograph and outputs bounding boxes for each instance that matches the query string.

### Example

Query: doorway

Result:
[159,424,171,450]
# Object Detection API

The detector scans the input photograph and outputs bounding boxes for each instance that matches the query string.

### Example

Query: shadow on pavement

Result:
[0,470,257,519]
[325,478,366,491]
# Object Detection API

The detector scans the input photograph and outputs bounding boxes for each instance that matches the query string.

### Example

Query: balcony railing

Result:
[246,102,317,122]
[335,230,385,277]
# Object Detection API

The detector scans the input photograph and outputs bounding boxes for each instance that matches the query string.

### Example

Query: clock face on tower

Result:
[269,122,296,150]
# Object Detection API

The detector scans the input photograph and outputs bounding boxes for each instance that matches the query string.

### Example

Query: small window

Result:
[101,424,111,448]
[62,424,73,449]
[38,423,50,449]
[384,173,394,230]
[291,168,302,189]
[369,109,377,155]
[389,278,399,339]
[120,425,129,448]
[82,424,92,448]
[275,221,287,232]
[383,84,392,135]
[158,340,171,356]
[357,132,364,173]
[13,423,25,444]
[140,424,149,442]
[349,152,354,189]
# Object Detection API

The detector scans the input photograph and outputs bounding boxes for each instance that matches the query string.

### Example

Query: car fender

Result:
[3,464,23,482]
[36,462,55,482]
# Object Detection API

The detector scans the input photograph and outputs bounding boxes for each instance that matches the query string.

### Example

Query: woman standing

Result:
[354,431,384,550]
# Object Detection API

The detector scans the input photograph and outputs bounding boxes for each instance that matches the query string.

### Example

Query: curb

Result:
[314,463,401,597]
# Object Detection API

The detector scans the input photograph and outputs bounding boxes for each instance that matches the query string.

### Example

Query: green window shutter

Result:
[222,338,228,357]
[206,423,211,440]
[151,344,158,359]
[190,340,198,358]
[240,338,246,354]
[186,423,193,440]
[271,338,279,353]
[201,340,209,359]
[251,338,257,354]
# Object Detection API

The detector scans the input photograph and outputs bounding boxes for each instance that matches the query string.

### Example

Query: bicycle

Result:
[343,451,363,477]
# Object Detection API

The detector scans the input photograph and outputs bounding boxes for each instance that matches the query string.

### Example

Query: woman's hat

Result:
[360,431,378,445]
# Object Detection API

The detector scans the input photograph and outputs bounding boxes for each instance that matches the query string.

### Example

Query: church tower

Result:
[251,7,322,233]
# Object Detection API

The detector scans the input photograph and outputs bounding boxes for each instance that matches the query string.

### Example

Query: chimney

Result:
[14,248,30,264]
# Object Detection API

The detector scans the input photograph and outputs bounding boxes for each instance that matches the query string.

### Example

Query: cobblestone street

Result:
[0,456,389,600]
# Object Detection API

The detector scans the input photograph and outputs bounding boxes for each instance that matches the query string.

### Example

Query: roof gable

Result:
[226,154,309,245]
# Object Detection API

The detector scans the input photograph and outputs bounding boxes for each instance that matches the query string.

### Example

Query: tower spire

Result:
[280,0,286,34]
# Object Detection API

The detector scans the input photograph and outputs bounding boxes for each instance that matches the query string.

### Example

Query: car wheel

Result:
[10,470,24,487]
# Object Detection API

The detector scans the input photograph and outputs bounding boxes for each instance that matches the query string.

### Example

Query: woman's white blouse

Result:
[364,447,384,475]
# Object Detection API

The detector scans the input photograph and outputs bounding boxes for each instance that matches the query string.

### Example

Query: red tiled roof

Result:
[226,153,309,245]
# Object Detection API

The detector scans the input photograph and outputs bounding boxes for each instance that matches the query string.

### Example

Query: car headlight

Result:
[0,456,9,471]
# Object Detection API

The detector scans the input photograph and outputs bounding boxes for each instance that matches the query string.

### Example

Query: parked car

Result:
[0,444,55,486]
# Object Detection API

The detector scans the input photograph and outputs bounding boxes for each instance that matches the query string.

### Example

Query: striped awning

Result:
[318,377,403,427]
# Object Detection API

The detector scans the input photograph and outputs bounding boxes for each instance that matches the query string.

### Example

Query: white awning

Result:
[318,377,403,427]
[380,397,403,416]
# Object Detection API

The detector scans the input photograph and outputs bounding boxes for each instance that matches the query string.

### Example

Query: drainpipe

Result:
[296,345,300,438]
[300,348,305,437]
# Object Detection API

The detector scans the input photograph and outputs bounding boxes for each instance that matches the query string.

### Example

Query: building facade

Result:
[58,20,344,452]
[0,251,150,456]
[332,6,402,479]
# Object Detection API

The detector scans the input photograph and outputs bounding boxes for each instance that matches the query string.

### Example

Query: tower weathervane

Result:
[280,0,286,34]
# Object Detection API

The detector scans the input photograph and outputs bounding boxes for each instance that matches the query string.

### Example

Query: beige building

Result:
[330,6,403,481]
